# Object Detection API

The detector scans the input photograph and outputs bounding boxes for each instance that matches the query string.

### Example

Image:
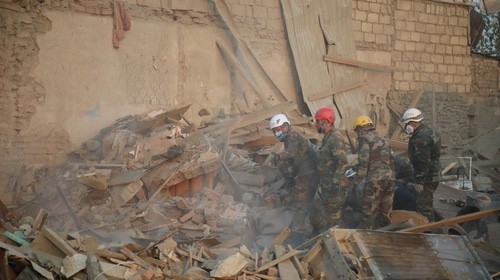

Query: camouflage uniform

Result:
[277,128,319,234]
[408,123,441,222]
[355,129,396,229]
[394,155,414,185]
[316,129,348,230]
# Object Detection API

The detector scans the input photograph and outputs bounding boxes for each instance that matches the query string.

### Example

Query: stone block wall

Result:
[471,54,499,96]
[352,0,394,51]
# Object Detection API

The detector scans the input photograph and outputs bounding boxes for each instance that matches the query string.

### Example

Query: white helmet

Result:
[400,108,423,124]
[269,113,290,129]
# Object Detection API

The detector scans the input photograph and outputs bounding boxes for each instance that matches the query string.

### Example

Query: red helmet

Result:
[315,107,335,123]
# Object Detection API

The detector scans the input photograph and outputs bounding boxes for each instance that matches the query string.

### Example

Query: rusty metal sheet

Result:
[330,229,492,280]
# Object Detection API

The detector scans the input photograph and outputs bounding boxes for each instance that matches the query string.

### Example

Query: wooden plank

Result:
[400,208,500,233]
[270,227,291,247]
[213,0,288,103]
[441,161,458,175]
[41,227,77,257]
[216,39,269,107]
[280,0,335,117]
[323,55,394,72]
[274,245,301,280]
[121,247,151,269]
[255,249,300,273]
[307,82,365,102]
[33,209,49,232]
[287,244,307,278]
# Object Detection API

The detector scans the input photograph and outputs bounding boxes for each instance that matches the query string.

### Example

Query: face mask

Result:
[316,122,325,134]
[405,123,414,134]
[275,131,285,141]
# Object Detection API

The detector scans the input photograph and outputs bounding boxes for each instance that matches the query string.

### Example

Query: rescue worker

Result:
[401,108,441,222]
[314,107,349,230]
[393,155,417,212]
[352,116,396,229]
[269,113,320,236]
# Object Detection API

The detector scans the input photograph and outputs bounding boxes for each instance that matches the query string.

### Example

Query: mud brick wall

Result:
[0,3,71,197]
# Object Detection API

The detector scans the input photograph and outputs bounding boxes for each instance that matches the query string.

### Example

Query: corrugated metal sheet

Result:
[325,229,492,280]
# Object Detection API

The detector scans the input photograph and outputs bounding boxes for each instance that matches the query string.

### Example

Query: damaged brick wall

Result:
[352,0,486,145]
[0,2,72,201]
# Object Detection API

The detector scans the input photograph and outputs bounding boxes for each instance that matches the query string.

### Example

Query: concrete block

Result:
[406,21,415,31]
[414,2,425,12]
[361,22,372,32]
[444,75,453,83]
[268,7,280,19]
[405,41,416,51]
[457,65,466,75]
[352,21,362,31]
[252,5,267,18]
[380,15,391,24]
[448,65,457,74]
[399,0,412,11]
[430,34,440,43]
[364,33,375,42]
[403,72,413,81]
[400,81,410,91]
[421,33,430,42]
[426,24,435,34]
[436,44,446,54]
[138,0,161,8]
[375,34,387,44]
[240,0,255,5]
[457,84,466,93]
[355,10,367,21]
[419,13,429,23]
[394,10,406,20]
[415,22,425,32]
[367,13,379,23]
[267,19,282,31]
[369,2,380,13]
[416,42,426,52]
[424,64,434,73]
[454,56,463,64]
[231,4,246,16]
[448,16,458,26]
[395,41,405,51]
[395,21,405,31]
[410,32,420,42]
[436,25,445,33]
[358,1,369,11]
[383,25,394,35]
[373,24,383,34]
[400,31,411,41]
[440,35,450,44]
[446,46,453,54]
[246,5,253,16]
[394,71,403,81]
[432,54,444,64]
[428,14,438,24]
[452,45,462,55]
[421,53,431,62]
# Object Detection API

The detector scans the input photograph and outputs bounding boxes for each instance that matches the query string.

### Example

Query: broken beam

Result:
[254,249,300,273]
[307,82,365,102]
[400,208,500,233]
[323,55,393,72]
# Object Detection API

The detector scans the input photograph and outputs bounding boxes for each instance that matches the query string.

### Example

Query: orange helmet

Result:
[315,107,335,123]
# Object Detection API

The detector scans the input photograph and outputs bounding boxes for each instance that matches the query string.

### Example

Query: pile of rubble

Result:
[1,106,499,279]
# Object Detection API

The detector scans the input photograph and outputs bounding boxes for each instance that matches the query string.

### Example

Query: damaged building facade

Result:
[1,0,500,279]
[1,0,499,200]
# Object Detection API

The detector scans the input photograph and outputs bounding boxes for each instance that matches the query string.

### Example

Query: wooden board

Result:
[274,245,300,280]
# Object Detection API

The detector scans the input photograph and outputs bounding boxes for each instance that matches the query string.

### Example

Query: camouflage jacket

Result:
[408,123,441,185]
[277,129,317,177]
[394,155,413,184]
[317,129,348,187]
[355,129,395,182]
